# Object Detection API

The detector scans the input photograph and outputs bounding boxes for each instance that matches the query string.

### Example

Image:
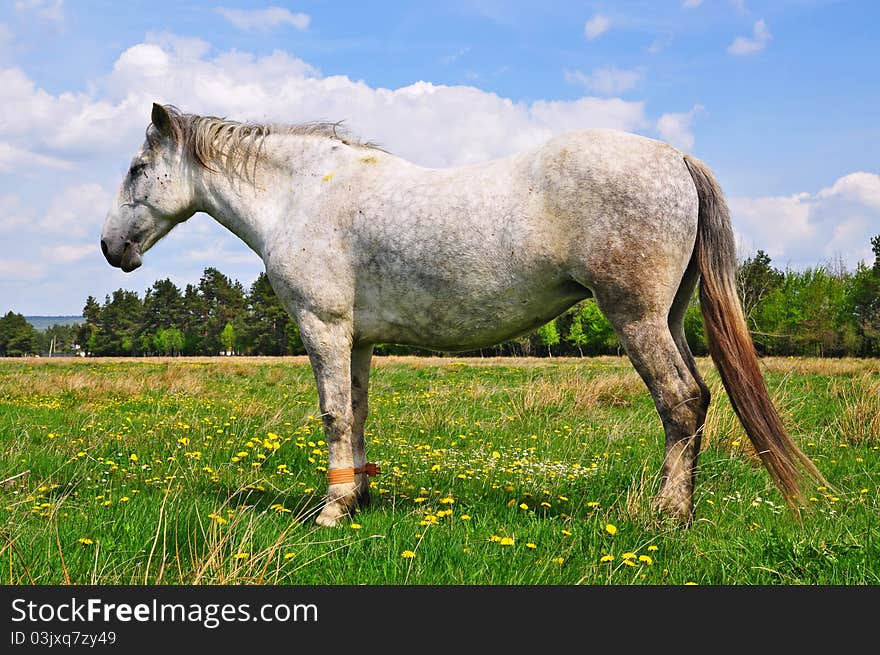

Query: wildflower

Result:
[599,554,614,563]
[401,550,416,559]
[552,557,565,564]
[350,523,362,530]
[78,538,94,545]
[233,553,249,560]
[605,523,617,536]
[561,529,572,537]
[622,552,636,560]
[439,497,455,504]
[519,503,529,510]
[647,545,658,551]
[499,537,514,546]
[460,514,471,520]
[208,513,228,525]
[283,552,296,559]
[639,555,653,565]
[526,543,537,549]
[129,453,138,463]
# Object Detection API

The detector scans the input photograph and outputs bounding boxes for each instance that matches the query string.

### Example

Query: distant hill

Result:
[25,316,84,331]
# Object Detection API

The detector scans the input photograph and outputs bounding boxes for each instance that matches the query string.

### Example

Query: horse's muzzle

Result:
[101,238,142,272]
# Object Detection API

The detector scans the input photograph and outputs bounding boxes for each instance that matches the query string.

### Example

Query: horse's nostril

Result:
[100,239,108,256]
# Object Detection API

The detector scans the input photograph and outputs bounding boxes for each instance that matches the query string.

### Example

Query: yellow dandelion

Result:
[283,552,296,559]
[552,557,565,564]
[622,559,636,567]
[599,554,614,563]
[401,550,416,559]
[129,453,138,463]
[208,513,228,525]
[233,553,249,560]
[605,523,617,535]
[647,545,659,551]
[561,529,572,536]
[527,543,537,549]
[519,503,529,510]
[460,514,472,520]
[78,538,94,545]
[622,552,636,560]
[499,537,515,546]
[439,497,455,504]
[350,523,362,530]
[639,555,653,565]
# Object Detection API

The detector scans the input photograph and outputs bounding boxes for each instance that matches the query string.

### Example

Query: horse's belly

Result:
[353,278,589,351]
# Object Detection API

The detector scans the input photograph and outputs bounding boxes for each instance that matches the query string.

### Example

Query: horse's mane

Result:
[149,105,382,180]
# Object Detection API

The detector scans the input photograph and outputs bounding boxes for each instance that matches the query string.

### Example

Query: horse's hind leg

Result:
[351,344,374,508]
[600,303,706,523]
[667,257,711,497]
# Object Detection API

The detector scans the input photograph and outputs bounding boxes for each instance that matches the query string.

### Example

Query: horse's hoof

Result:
[315,508,343,527]
[315,482,358,526]
[653,494,694,526]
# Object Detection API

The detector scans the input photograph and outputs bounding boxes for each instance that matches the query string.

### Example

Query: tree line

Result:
[2,234,879,358]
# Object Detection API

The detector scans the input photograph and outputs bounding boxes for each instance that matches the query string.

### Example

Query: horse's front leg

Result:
[298,312,358,527]
[351,344,374,508]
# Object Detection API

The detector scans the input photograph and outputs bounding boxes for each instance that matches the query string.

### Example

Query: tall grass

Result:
[0,356,877,585]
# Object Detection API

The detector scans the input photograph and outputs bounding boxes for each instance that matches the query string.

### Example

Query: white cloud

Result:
[682,0,703,8]
[565,67,644,96]
[647,34,673,55]
[40,183,111,239]
[14,0,64,24]
[655,104,703,149]
[728,19,771,56]
[0,194,35,232]
[1,41,652,169]
[40,243,96,263]
[729,172,880,270]
[584,14,611,40]
[0,141,72,171]
[0,258,46,281]
[215,6,310,32]
[144,31,212,61]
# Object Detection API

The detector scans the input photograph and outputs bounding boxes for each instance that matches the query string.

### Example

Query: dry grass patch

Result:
[832,372,880,445]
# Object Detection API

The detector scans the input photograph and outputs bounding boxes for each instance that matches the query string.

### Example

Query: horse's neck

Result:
[195,136,341,258]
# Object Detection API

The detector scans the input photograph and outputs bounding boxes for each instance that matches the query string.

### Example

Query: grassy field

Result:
[0,355,878,585]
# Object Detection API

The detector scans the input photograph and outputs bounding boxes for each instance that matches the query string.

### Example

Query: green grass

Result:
[0,355,878,585]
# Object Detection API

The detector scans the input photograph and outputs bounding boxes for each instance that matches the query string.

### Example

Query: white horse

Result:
[102,103,825,526]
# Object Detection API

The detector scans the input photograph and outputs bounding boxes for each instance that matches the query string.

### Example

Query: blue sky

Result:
[1,0,878,315]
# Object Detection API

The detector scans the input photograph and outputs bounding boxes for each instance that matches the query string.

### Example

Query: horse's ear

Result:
[151,103,175,140]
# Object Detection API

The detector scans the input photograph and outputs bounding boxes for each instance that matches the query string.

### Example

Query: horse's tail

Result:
[683,154,827,511]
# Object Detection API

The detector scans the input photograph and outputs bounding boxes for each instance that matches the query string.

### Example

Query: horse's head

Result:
[101,103,198,272]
